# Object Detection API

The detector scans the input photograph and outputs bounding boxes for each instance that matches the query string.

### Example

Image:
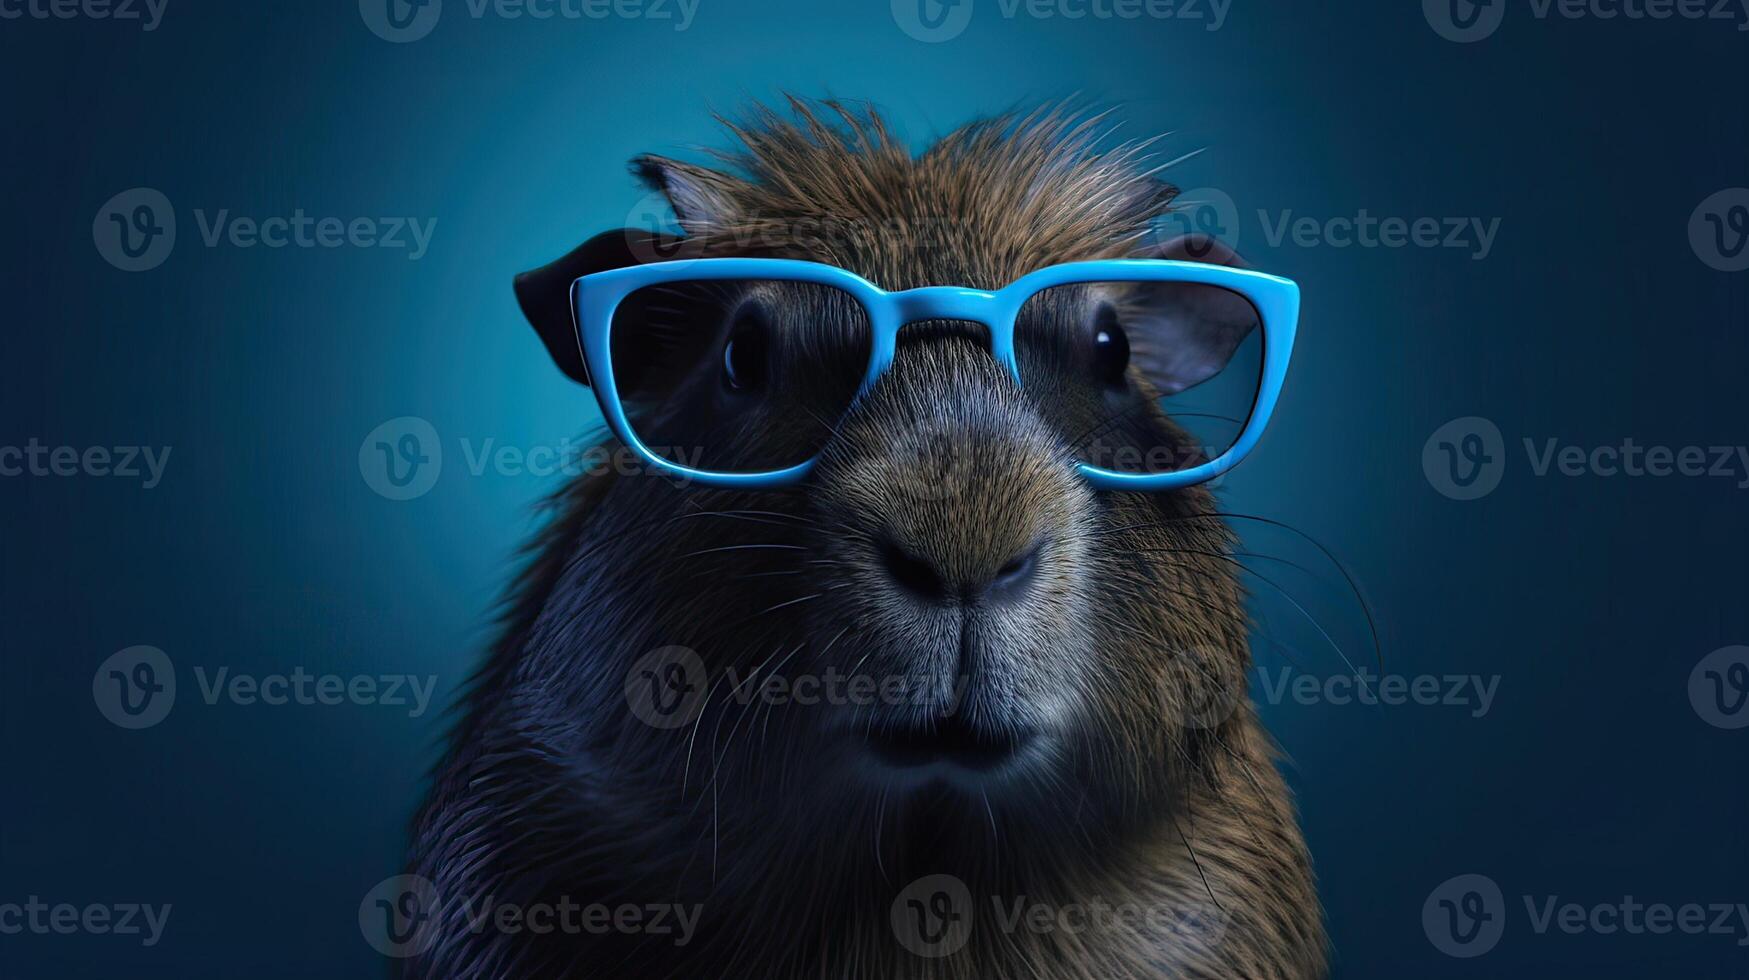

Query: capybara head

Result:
[413,100,1308,977]
[517,103,1256,809]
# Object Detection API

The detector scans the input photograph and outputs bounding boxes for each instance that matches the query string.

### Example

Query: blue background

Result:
[2,0,1746,976]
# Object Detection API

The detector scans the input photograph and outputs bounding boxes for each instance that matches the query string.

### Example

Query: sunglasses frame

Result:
[571,257,1299,490]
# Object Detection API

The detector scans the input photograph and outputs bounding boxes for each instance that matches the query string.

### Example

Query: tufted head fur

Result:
[634,102,1172,288]
[407,99,1325,979]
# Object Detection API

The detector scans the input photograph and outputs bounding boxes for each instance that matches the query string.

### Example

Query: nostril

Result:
[989,540,1045,599]
[874,536,1049,603]
[878,537,949,601]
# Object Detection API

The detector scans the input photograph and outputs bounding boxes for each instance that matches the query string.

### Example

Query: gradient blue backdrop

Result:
[2,0,1746,976]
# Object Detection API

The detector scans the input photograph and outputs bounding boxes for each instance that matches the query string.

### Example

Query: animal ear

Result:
[1116,234,1261,395]
[512,228,682,386]
[631,154,739,236]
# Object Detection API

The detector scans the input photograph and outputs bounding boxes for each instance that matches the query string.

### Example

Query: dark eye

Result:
[722,302,770,392]
[1092,304,1129,387]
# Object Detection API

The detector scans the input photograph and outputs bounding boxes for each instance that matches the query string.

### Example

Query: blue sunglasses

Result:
[571,257,1298,490]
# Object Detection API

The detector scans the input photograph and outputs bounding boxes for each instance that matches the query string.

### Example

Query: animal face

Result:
[513,103,1265,834]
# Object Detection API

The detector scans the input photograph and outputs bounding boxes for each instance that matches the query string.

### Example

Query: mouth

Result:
[863,716,1039,773]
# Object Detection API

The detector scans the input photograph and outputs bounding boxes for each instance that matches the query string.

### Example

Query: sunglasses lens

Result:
[1015,280,1264,475]
[607,279,872,474]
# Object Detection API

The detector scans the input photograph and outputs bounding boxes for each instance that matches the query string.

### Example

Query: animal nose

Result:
[877,534,1046,604]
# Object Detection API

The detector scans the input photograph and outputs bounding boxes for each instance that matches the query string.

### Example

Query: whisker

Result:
[682,543,809,558]
[1137,546,1373,696]
[756,593,821,616]
[1103,511,1383,671]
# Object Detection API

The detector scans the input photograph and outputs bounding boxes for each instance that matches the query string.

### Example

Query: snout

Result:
[807,339,1096,780]
[875,532,1046,605]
